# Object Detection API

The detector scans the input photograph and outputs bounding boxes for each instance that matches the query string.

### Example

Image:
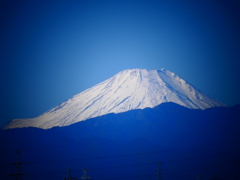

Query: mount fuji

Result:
[5,68,225,129]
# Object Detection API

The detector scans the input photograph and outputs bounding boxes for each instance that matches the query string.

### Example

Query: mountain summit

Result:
[6,69,225,129]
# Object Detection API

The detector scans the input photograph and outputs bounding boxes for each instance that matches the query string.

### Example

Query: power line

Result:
[9,150,27,180]
[26,139,240,164]
[69,151,238,173]
[26,160,240,176]
[86,162,156,171]
[9,140,239,179]
[164,162,240,174]
[73,153,240,173]
[88,162,240,180]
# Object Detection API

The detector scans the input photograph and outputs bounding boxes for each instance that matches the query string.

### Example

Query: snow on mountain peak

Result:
[5,68,226,129]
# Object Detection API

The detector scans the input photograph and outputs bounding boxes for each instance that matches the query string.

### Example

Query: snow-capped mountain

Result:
[5,69,225,129]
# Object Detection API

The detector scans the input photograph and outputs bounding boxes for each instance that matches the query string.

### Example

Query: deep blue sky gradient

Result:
[1,0,240,126]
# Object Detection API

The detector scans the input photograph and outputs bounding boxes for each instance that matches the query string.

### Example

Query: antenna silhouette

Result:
[80,169,92,180]
[10,150,27,180]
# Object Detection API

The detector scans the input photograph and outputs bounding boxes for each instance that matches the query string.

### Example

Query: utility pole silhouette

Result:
[64,168,77,180]
[10,150,27,180]
[156,162,162,180]
[80,169,92,180]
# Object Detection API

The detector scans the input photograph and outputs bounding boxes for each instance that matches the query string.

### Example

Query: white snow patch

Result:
[5,69,226,129]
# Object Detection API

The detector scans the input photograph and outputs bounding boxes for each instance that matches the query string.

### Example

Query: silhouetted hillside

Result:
[1,103,240,180]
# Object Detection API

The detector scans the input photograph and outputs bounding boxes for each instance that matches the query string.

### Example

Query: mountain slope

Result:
[5,69,225,129]
[1,104,240,180]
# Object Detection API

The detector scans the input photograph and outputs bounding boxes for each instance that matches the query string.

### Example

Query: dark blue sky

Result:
[1,0,240,127]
